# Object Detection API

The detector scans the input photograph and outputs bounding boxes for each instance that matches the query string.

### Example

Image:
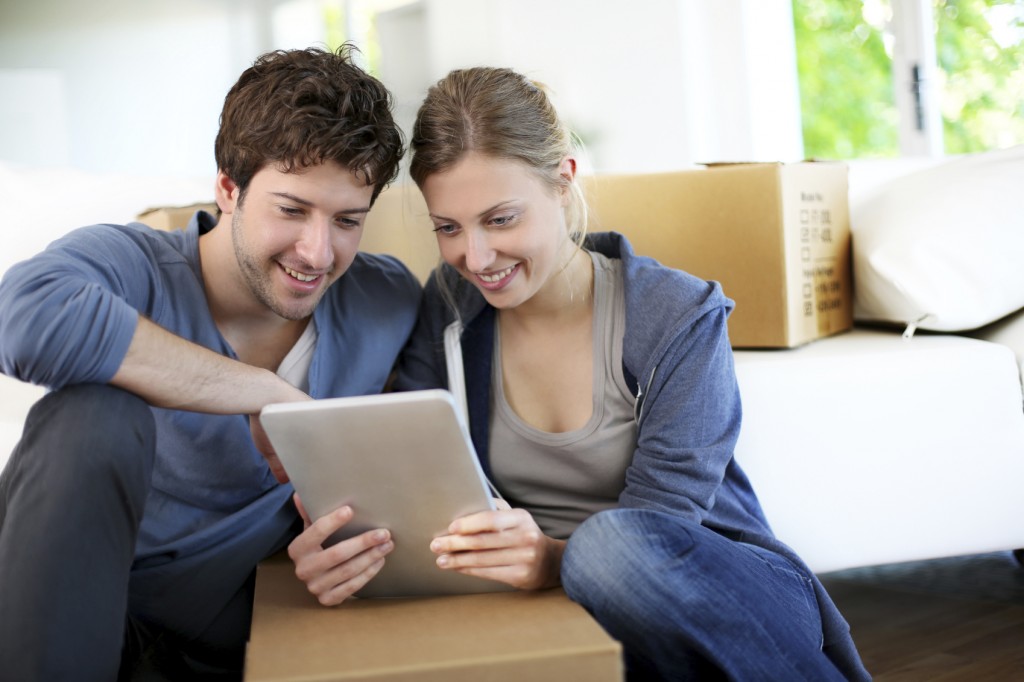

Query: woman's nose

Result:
[463,229,495,272]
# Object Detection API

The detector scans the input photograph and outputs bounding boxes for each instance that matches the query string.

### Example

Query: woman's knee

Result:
[562,508,699,605]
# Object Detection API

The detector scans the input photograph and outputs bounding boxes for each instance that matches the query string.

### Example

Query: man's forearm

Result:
[111,316,308,414]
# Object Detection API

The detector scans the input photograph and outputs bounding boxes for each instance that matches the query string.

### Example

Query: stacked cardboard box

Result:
[585,162,852,347]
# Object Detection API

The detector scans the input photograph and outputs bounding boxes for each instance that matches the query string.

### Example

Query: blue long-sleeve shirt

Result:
[0,210,421,565]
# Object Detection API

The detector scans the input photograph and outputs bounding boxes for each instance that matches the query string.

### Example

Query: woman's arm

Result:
[620,304,742,522]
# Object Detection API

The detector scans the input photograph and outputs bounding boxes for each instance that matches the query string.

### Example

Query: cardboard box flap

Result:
[245,555,622,681]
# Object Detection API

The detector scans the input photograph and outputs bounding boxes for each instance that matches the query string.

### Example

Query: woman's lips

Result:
[474,263,519,290]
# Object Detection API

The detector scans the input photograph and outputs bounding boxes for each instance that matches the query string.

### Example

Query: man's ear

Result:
[214,171,240,215]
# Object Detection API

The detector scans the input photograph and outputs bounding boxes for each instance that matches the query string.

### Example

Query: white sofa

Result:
[733,329,1024,572]
[733,150,1024,572]
[2,154,1022,575]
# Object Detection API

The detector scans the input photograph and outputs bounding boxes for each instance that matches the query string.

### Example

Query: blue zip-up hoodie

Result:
[396,231,869,680]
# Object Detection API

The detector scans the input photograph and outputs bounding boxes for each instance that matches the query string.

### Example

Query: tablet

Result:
[259,389,513,599]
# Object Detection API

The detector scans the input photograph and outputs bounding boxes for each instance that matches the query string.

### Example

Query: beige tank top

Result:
[489,251,637,540]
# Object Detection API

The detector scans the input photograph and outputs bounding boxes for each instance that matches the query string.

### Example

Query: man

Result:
[0,46,420,679]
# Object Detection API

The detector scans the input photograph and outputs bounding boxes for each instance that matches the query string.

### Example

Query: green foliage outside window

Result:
[793,0,1024,158]
[793,0,899,159]
[936,0,1024,153]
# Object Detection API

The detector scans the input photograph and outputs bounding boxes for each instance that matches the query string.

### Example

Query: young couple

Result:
[0,46,868,680]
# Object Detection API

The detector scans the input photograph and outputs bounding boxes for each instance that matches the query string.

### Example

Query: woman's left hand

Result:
[429,499,565,590]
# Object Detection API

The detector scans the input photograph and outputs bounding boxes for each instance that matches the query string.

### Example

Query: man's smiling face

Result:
[228,161,374,321]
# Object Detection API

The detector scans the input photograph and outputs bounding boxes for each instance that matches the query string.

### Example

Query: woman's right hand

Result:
[287,494,394,605]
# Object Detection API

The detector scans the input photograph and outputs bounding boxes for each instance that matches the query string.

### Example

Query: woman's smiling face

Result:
[420,152,577,311]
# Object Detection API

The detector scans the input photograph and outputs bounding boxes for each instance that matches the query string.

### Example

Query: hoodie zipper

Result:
[634,363,658,424]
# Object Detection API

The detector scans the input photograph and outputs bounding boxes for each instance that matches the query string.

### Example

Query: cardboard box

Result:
[136,202,217,231]
[584,162,852,348]
[244,554,622,682]
[361,184,438,282]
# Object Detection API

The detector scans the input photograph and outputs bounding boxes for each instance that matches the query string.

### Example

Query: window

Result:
[793,0,1024,158]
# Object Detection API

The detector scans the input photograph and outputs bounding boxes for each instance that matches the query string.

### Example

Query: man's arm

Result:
[111,315,308,414]
[111,316,309,482]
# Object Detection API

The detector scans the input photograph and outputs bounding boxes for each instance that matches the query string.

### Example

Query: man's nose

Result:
[295,219,333,270]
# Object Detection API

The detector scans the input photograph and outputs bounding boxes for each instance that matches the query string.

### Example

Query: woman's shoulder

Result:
[588,231,733,373]
[585,231,733,313]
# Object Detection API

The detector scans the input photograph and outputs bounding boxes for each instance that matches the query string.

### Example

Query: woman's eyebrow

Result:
[429,200,520,222]
[478,200,518,217]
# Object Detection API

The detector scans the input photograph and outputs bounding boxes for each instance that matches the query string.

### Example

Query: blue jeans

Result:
[0,385,297,681]
[562,509,848,681]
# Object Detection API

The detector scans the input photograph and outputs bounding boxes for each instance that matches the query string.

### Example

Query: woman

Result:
[391,67,869,681]
[287,66,869,679]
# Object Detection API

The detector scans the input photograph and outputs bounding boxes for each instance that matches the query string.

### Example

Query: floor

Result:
[820,552,1024,680]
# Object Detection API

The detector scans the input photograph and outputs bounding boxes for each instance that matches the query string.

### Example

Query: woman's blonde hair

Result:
[409,67,588,243]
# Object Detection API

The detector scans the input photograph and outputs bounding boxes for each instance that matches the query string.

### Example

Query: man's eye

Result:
[337,217,361,229]
[279,206,303,217]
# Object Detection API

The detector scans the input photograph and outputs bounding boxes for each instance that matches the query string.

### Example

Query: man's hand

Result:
[250,414,289,483]
[288,494,394,605]
[428,499,565,591]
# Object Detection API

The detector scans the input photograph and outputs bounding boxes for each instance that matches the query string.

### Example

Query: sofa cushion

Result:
[733,329,1024,572]
[851,145,1024,332]
[968,306,1024,387]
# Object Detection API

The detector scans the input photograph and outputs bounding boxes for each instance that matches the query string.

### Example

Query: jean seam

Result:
[741,543,823,646]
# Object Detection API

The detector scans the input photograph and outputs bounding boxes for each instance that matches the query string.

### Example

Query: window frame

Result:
[891,0,946,156]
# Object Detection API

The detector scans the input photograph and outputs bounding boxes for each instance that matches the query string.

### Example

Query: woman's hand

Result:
[429,500,565,590]
[287,494,394,605]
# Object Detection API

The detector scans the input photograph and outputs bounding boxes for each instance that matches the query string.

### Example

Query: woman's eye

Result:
[490,214,515,227]
[432,223,459,235]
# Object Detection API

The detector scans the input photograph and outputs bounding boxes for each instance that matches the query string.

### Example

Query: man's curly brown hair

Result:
[215,44,403,203]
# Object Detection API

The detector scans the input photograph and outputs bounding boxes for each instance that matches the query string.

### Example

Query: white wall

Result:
[377,0,803,174]
[0,0,803,178]
[0,0,273,178]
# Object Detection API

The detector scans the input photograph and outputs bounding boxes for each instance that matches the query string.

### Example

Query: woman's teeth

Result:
[479,265,515,283]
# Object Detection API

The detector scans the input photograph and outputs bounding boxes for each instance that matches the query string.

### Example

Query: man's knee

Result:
[19,383,156,486]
